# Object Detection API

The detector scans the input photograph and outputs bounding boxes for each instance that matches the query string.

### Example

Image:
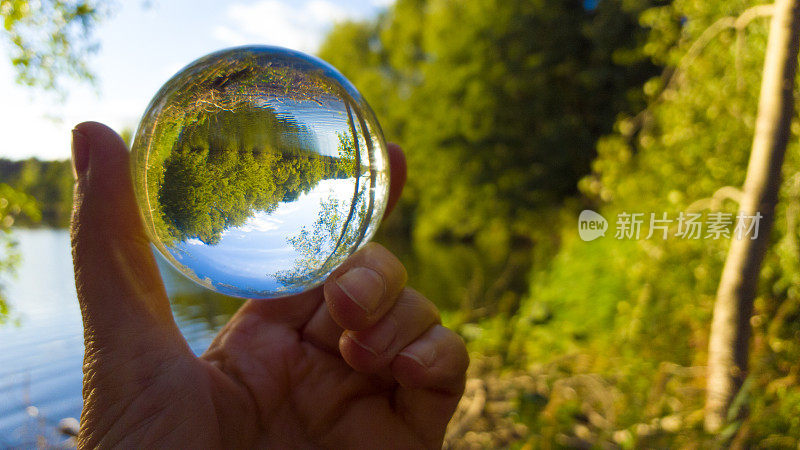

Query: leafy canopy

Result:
[1,0,106,93]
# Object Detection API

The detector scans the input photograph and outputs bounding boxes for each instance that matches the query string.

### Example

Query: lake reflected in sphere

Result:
[131,46,390,299]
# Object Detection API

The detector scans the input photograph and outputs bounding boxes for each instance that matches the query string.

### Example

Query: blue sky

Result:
[0,0,390,160]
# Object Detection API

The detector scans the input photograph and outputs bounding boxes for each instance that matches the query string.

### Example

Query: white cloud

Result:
[212,25,248,47]
[214,0,372,54]
[370,0,395,7]
[230,212,283,234]
[274,202,301,217]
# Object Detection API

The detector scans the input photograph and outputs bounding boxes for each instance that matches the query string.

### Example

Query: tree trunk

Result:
[705,0,800,433]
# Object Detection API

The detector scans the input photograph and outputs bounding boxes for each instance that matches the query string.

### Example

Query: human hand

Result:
[70,122,468,448]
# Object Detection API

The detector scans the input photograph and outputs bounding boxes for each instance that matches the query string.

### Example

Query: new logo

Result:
[578,210,607,241]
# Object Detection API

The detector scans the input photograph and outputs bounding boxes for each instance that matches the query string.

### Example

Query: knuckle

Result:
[397,288,441,325]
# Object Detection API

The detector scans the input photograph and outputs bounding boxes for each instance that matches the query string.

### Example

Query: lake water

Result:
[0,229,244,447]
[0,228,530,447]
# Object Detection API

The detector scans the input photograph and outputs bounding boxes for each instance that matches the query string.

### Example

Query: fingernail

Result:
[400,346,437,368]
[72,129,89,178]
[335,267,385,313]
[348,333,378,356]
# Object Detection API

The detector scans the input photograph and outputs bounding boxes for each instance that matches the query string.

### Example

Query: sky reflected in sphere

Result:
[131,46,389,299]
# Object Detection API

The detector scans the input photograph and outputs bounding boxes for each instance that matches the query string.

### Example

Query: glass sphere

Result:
[131,46,390,299]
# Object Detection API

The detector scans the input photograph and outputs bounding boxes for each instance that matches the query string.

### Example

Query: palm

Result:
[204,300,431,448]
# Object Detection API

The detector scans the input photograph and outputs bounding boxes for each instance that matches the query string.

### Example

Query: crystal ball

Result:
[131,46,390,299]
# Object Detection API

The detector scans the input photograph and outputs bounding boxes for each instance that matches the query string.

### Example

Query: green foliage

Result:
[495,0,800,446]
[0,183,39,324]
[319,0,658,242]
[0,158,71,227]
[0,0,107,93]
[512,235,638,361]
[153,105,349,245]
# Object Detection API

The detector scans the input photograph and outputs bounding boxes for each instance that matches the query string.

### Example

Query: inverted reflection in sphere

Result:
[131,46,390,299]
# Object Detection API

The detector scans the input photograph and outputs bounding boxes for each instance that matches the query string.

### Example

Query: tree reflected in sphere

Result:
[131,46,389,299]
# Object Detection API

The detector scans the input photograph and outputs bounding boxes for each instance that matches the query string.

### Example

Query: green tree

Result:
[319,0,658,243]
[706,0,800,432]
[0,158,74,227]
[0,0,105,325]
[0,183,39,323]
[1,0,105,93]
[506,0,800,446]
[155,105,346,245]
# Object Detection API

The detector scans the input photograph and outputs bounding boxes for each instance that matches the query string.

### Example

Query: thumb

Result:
[71,121,185,351]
